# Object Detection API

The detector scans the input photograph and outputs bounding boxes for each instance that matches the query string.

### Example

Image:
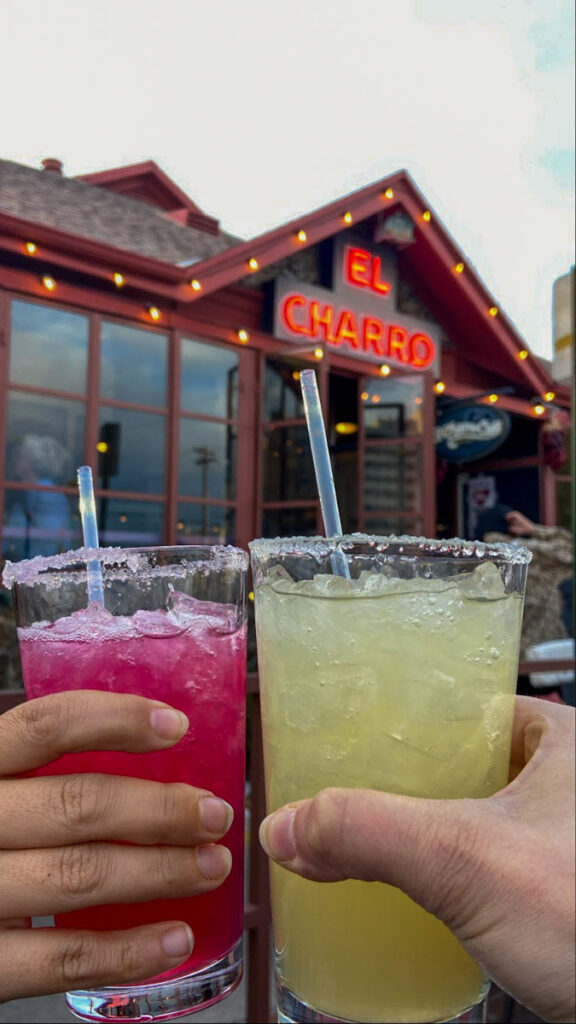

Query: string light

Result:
[434,381,446,394]
[488,394,499,403]
[25,242,37,254]
[489,306,498,317]
[190,279,202,292]
[292,371,301,381]
[119,514,127,524]
[371,394,381,404]
[248,257,259,271]
[42,276,56,291]
[454,262,465,274]
[314,347,324,360]
[148,306,161,321]
[177,521,184,531]
[414,396,423,405]
[533,404,545,416]
[297,229,307,242]
[421,210,431,222]
[237,329,250,343]
[543,391,556,402]
[113,272,124,287]
[518,349,529,360]
[96,441,108,453]
[379,364,391,376]
[384,188,394,200]
[361,391,369,401]
[343,212,353,225]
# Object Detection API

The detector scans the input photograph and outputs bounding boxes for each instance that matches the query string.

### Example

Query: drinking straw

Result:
[300,369,350,579]
[77,465,105,605]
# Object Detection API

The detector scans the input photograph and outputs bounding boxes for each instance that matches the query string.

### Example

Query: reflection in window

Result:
[6,393,85,486]
[97,498,164,547]
[264,361,305,421]
[181,339,238,418]
[363,376,423,438]
[176,504,235,545]
[100,322,167,407]
[9,299,88,393]
[363,516,422,537]
[179,420,236,500]
[98,407,166,494]
[261,507,317,538]
[263,424,316,503]
[2,488,82,562]
[364,445,421,513]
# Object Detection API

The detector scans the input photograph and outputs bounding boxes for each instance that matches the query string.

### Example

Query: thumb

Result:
[259,788,492,926]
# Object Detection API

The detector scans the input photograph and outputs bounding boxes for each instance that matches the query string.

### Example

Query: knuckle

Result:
[57,933,101,987]
[57,775,106,833]
[20,695,65,748]
[304,788,347,864]
[159,782,182,826]
[415,812,481,925]
[56,843,110,903]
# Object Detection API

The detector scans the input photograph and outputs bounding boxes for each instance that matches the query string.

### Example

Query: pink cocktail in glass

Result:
[7,546,247,1022]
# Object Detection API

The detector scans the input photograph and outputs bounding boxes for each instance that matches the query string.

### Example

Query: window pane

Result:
[3,488,82,561]
[263,424,316,502]
[98,407,165,494]
[364,444,422,513]
[97,498,164,547]
[363,376,424,438]
[100,322,167,407]
[6,392,85,486]
[264,360,305,421]
[9,299,88,393]
[176,504,235,545]
[363,515,422,536]
[181,338,238,418]
[179,419,237,499]
[261,507,318,537]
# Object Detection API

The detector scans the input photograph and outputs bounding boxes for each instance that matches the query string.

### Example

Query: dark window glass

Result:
[6,393,85,487]
[9,300,88,393]
[0,593,21,689]
[3,488,82,562]
[363,515,422,537]
[363,376,423,438]
[181,339,238,418]
[96,498,164,547]
[100,322,167,407]
[263,424,316,503]
[176,504,235,545]
[261,507,318,538]
[364,444,422,513]
[179,420,236,500]
[264,360,306,421]
[98,407,165,494]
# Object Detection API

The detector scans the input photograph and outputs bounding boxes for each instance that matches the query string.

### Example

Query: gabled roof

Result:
[176,169,554,396]
[0,159,239,264]
[75,160,221,235]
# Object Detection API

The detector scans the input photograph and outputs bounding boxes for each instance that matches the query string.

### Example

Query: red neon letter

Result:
[310,301,335,341]
[281,294,309,336]
[362,317,385,356]
[345,247,371,289]
[334,309,359,349]
[387,325,410,363]
[409,332,435,369]
[370,256,392,295]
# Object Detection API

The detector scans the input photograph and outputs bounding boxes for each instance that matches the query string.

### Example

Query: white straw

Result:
[77,466,105,605]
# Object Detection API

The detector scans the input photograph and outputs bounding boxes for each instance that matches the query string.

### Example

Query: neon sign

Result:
[280,292,435,369]
[344,246,392,296]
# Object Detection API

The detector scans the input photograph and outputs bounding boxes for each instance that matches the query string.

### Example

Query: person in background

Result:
[477,506,573,699]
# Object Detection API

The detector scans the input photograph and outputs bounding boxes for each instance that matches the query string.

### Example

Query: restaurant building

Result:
[0,156,571,567]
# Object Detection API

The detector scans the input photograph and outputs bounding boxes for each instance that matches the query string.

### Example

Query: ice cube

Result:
[460,561,506,601]
[133,609,186,638]
[166,589,238,635]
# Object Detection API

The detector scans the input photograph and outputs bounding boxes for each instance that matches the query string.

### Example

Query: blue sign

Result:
[435,404,511,463]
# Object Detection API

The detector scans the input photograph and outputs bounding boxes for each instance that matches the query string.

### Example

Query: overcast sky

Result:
[2,0,574,359]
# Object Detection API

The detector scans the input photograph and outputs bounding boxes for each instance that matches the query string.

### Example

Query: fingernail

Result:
[151,707,189,740]
[259,808,297,862]
[161,923,194,960]
[199,797,234,834]
[196,844,232,880]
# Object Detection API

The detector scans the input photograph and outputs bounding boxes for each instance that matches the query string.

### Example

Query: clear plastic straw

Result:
[300,369,350,579]
[77,466,105,605]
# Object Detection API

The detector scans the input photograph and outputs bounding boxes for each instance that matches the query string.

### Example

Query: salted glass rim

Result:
[249,533,532,566]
